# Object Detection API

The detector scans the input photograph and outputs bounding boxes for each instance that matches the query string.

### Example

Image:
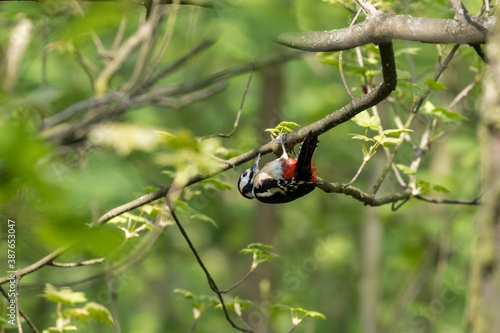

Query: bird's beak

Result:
[252,153,261,171]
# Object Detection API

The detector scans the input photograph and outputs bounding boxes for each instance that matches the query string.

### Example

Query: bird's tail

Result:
[296,131,319,181]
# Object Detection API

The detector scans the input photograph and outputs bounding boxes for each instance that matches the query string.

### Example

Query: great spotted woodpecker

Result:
[238,131,319,204]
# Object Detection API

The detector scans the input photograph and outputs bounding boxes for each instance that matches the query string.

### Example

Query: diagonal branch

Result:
[0,246,70,285]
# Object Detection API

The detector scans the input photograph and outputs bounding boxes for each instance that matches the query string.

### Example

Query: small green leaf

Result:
[215,296,253,315]
[43,284,87,306]
[433,185,451,194]
[373,135,400,146]
[396,164,416,175]
[398,81,424,91]
[350,134,375,142]
[319,54,339,67]
[425,106,467,122]
[192,212,218,228]
[240,243,277,268]
[382,128,414,136]
[174,289,195,300]
[425,78,447,90]
[352,111,380,131]
[417,179,432,193]
[351,67,368,75]
[265,121,300,137]
[85,302,114,326]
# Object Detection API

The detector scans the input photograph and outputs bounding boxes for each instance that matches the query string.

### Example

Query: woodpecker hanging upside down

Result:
[238,131,319,204]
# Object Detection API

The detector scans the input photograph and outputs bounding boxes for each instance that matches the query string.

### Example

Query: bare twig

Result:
[0,286,40,333]
[354,0,379,16]
[415,195,481,205]
[15,271,23,333]
[343,158,369,188]
[94,3,160,96]
[199,65,255,140]
[447,77,479,109]
[339,8,362,100]
[0,246,70,285]
[48,257,106,268]
[165,195,252,332]
[134,39,216,95]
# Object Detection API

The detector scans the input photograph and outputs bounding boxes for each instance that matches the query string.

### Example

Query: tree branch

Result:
[0,246,70,285]
[277,12,492,52]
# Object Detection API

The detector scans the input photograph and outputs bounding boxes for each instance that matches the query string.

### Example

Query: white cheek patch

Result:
[257,187,285,197]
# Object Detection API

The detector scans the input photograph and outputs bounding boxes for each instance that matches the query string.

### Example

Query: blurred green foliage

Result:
[0,0,483,332]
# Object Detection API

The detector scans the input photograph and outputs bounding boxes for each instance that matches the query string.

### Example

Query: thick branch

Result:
[277,12,492,52]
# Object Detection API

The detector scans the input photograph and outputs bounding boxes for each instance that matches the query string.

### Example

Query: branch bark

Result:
[277,12,492,52]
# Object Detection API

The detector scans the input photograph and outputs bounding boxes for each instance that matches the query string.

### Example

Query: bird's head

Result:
[237,154,260,199]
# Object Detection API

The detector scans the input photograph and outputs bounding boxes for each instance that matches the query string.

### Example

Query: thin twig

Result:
[48,257,106,268]
[133,39,216,95]
[0,246,70,285]
[15,270,23,333]
[343,158,368,188]
[415,195,481,205]
[199,65,255,140]
[339,51,354,99]
[354,0,378,16]
[339,8,363,100]
[447,77,478,109]
[165,194,252,332]
[0,286,40,333]
[218,267,256,294]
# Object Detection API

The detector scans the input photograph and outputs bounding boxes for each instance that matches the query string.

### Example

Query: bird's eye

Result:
[242,171,248,177]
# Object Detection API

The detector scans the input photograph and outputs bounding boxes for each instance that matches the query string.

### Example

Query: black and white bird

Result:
[237,131,319,204]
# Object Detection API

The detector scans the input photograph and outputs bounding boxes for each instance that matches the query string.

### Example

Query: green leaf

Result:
[45,325,78,332]
[373,135,400,146]
[432,185,451,194]
[417,179,432,193]
[174,289,218,309]
[265,121,300,137]
[108,212,147,224]
[350,67,368,75]
[274,304,326,320]
[85,302,114,326]
[396,164,416,175]
[192,212,218,228]
[63,302,113,326]
[215,296,253,316]
[352,111,380,131]
[318,53,339,68]
[43,284,87,306]
[350,134,375,142]
[398,81,424,91]
[425,106,467,122]
[425,78,447,90]
[240,243,277,267]
[382,129,414,136]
